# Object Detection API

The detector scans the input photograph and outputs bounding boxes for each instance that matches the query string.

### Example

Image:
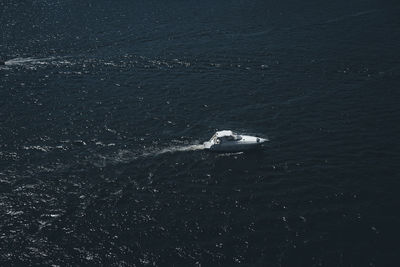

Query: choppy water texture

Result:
[1,0,400,266]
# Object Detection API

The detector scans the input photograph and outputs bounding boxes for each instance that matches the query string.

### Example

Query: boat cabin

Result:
[210,130,242,144]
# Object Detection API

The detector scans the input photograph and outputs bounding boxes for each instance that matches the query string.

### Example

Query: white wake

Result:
[154,144,206,155]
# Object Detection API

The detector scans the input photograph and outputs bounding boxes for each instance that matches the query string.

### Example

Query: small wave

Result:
[216,151,244,157]
[23,145,53,152]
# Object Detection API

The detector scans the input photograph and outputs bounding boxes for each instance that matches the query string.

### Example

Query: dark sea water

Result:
[1,0,400,266]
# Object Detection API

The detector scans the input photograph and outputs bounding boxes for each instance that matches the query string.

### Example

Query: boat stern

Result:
[203,141,213,149]
[256,137,268,144]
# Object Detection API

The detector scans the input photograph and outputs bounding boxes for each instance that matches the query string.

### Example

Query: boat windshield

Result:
[233,135,242,141]
[210,132,242,142]
[221,135,242,141]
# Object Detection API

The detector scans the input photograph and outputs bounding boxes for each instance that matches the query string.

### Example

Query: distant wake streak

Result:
[323,9,379,24]
[3,57,74,68]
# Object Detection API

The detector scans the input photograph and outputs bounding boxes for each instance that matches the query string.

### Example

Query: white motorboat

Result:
[203,130,267,152]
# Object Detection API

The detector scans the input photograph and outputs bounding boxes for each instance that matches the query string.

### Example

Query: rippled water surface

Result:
[1,0,400,266]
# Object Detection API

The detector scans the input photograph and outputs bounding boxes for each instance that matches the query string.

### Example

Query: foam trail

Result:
[90,143,206,168]
[155,144,205,155]
[5,56,60,66]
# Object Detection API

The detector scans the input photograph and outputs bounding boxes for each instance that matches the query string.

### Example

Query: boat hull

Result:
[207,143,264,152]
[203,136,267,152]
